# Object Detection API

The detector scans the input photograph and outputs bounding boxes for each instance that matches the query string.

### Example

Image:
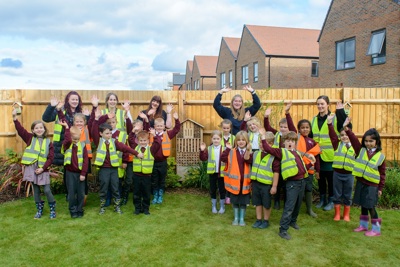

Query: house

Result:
[317,0,400,88]
[183,60,193,91]
[216,37,241,89]
[172,73,185,91]
[190,55,218,90]
[234,25,320,90]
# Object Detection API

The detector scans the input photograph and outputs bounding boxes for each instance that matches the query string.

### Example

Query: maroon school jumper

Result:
[63,128,89,176]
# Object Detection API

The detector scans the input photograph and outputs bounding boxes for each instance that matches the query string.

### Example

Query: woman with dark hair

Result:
[310,95,349,211]
[42,91,86,166]
[213,86,261,135]
[137,95,173,128]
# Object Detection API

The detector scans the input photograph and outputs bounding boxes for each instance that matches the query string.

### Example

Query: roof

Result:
[223,37,241,59]
[180,119,204,128]
[186,60,193,75]
[244,25,320,58]
[317,0,334,42]
[172,73,185,85]
[193,55,218,77]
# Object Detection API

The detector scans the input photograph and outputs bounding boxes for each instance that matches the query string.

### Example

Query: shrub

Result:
[182,161,209,191]
[166,157,182,189]
[378,167,400,208]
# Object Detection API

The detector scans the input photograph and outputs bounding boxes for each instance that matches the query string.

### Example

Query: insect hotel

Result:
[176,119,204,177]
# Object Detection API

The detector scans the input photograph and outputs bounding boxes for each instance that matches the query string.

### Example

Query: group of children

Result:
[200,101,386,240]
[13,94,180,219]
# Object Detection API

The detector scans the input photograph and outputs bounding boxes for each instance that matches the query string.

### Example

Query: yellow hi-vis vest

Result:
[53,111,65,142]
[206,146,225,177]
[116,132,128,178]
[21,138,51,167]
[281,149,307,180]
[63,141,85,170]
[311,115,337,162]
[250,151,274,185]
[332,142,356,171]
[101,108,125,133]
[352,148,385,184]
[132,146,154,174]
[273,132,281,148]
[94,138,120,167]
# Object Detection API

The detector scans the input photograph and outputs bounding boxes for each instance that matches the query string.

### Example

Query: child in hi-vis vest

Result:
[13,108,56,219]
[200,130,226,214]
[60,121,89,218]
[344,117,386,237]
[221,131,253,226]
[219,119,235,205]
[130,130,161,215]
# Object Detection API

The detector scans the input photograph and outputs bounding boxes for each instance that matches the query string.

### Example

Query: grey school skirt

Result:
[353,180,378,209]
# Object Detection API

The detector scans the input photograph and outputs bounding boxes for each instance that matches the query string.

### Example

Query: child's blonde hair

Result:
[211,130,222,139]
[70,126,81,136]
[73,113,87,124]
[234,131,249,148]
[246,117,261,128]
[132,119,143,127]
[264,131,275,143]
[137,130,149,140]
[154,118,165,125]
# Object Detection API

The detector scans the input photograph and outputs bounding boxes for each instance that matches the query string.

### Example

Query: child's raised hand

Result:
[121,100,130,111]
[327,113,335,124]
[306,154,316,164]
[107,112,115,119]
[259,128,266,136]
[244,110,251,121]
[147,108,156,116]
[200,142,206,151]
[56,101,64,111]
[82,107,90,116]
[12,108,18,118]
[225,142,232,150]
[246,143,252,152]
[50,96,59,107]
[219,87,231,94]
[137,152,144,159]
[58,119,69,129]
[243,85,255,93]
[166,104,173,114]
[173,112,179,120]
[343,116,352,128]
[285,101,293,114]
[264,107,272,118]
[91,95,99,107]
[138,111,148,121]
[336,100,344,110]
[149,128,156,136]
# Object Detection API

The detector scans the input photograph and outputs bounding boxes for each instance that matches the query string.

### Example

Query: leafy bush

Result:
[0,149,64,196]
[182,161,209,191]
[378,167,400,208]
[166,157,182,188]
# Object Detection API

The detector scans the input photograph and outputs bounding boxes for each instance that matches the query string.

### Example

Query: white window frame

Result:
[229,70,233,87]
[253,62,258,82]
[220,72,226,88]
[242,65,248,84]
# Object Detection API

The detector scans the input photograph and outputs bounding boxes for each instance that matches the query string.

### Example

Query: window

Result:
[336,38,355,70]
[367,29,386,65]
[253,62,258,82]
[242,65,248,84]
[220,72,226,88]
[311,61,319,77]
[229,70,233,87]
[187,83,191,90]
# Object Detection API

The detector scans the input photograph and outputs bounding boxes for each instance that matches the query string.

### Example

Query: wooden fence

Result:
[1,88,399,163]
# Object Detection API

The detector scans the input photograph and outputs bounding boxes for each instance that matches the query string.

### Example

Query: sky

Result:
[0,0,331,90]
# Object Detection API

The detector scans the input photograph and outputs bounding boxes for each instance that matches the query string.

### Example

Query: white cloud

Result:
[0,0,331,90]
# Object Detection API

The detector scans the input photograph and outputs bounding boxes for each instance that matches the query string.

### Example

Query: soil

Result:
[0,186,25,204]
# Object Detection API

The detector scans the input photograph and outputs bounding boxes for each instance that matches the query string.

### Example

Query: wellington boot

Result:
[157,189,164,204]
[354,215,369,232]
[239,208,246,226]
[49,202,56,219]
[333,204,341,221]
[152,190,158,204]
[211,199,218,214]
[343,205,351,222]
[305,192,317,218]
[365,218,381,237]
[218,199,225,214]
[316,194,326,209]
[232,208,239,226]
[34,201,45,219]
[114,198,123,214]
[323,197,334,211]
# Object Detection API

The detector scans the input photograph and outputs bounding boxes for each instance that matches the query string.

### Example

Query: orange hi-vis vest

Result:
[150,132,171,157]
[80,126,92,159]
[297,134,321,174]
[224,149,251,195]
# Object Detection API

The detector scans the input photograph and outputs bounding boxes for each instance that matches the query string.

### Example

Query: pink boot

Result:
[365,218,381,237]
[353,215,369,232]
[225,197,231,205]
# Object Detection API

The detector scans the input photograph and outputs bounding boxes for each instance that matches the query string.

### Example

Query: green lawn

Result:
[1,191,399,266]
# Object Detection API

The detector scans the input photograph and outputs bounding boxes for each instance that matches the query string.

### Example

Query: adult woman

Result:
[311,95,348,211]
[213,85,261,135]
[137,95,173,128]
[94,93,131,132]
[42,91,86,165]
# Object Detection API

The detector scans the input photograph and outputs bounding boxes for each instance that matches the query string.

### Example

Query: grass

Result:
[1,192,400,267]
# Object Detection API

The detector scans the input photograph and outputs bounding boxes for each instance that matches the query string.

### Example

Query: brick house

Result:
[234,25,320,90]
[216,37,241,89]
[190,55,218,90]
[172,73,185,91]
[318,0,400,88]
